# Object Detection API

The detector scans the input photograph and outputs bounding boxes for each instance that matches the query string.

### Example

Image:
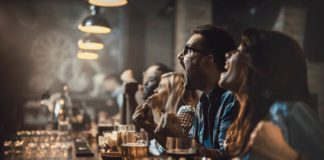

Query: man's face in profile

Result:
[142,65,162,100]
[178,34,208,91]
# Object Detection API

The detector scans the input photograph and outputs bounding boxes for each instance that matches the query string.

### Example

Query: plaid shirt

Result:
[177,105,196,135]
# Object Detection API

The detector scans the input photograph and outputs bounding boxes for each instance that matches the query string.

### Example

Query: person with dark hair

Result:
[219,28,324,159]
[161,24,239,157]
[142,63,173,100]
[122,63,172,124]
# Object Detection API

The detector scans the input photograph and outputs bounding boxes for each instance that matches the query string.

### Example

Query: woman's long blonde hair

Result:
[161,72,198,113]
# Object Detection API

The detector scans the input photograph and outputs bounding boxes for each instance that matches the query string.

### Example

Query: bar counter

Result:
[3,129,208,160]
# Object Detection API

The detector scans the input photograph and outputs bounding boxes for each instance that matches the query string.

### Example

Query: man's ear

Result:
[206,55,215,67]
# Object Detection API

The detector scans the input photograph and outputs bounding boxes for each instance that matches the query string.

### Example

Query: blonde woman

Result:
[132,72,198,147]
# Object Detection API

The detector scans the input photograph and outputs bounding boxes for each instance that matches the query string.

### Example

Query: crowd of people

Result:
[114,25,324,159]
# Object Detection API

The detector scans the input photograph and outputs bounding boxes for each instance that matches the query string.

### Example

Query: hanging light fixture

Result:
[77,50,99,60]
[78,34,104,50]
[78,5,111,34]
[88,0,128,7]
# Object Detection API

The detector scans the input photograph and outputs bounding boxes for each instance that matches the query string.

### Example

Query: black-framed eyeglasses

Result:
[184,44,209,56]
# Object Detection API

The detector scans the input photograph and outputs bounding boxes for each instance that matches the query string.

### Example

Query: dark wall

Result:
[304,1,324,62]
[212,0,323,62]
[213,0,281,43]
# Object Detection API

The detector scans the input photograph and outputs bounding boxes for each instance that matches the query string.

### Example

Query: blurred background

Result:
[1,0,324,148]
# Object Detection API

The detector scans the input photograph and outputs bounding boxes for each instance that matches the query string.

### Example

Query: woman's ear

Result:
[206,55,215,67]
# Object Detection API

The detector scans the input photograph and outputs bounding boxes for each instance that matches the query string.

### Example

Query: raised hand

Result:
[132,103,150,126]
[155,113,183,137]
[146,94,163,124]
[248,121,299,160]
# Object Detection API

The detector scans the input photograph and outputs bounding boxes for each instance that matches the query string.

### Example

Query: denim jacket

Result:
[189,87,239,151]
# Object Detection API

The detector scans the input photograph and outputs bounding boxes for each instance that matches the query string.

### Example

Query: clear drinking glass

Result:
[165,137,197,159]
[122,131,148,159]
[9,130,72,159]
[116,125,135,152]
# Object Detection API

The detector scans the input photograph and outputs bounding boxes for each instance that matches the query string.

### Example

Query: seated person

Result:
[122,63,172,124]
[132,72,198,152]
[219,28,324,160]
[159,25,239,158]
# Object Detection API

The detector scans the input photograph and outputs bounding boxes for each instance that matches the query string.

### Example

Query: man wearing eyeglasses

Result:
[159,25,239,158]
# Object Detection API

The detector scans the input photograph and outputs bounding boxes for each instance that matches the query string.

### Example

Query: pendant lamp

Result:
[88,0,128,7]
[78,5,111,34]
[78,34,104,50]
[77,50,99,60]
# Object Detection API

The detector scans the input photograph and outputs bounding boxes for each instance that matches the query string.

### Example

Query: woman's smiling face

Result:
[219,44,252,93]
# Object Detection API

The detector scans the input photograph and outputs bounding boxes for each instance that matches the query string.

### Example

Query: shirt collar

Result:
[200,86,226,103]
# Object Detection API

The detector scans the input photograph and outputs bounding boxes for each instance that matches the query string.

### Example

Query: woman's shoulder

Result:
[269,101,314,117]
[269,101,322,128]
[269,101,324,160]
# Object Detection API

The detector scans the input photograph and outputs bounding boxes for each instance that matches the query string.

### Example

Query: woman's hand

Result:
[249,121,299,160]
[146,94,163,124]
[146,94,162,109]
[132,104,150,127]
[155,113,183,137]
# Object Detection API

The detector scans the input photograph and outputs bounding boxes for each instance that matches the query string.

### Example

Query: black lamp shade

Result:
[79,15,111,34]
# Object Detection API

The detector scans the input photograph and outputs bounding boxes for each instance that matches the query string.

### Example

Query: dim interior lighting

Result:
[79,5,111,34]
[88,0,128,7]
[77,50,99,60]
[78,34,104,50]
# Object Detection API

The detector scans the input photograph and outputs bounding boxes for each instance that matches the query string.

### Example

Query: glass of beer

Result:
[122,131,148,159]
[116,125,135,152]
[165,137,197,160]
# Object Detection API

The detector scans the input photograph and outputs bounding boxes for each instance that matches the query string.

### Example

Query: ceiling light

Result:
[78,34,104,50]
[78,5,111,34]
[77,50,99,60]
[88,0,128,7]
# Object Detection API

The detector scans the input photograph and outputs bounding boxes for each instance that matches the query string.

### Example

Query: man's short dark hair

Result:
[192,24,236,71]
[153,63,173,74]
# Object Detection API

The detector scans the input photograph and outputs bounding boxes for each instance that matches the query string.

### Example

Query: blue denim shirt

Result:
[189,87,239,151]
[244,101,324,160]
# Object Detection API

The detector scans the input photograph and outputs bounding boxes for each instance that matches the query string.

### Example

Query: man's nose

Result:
[143,81,149,87]
[177,50,185,69]
[177,50,184,60]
